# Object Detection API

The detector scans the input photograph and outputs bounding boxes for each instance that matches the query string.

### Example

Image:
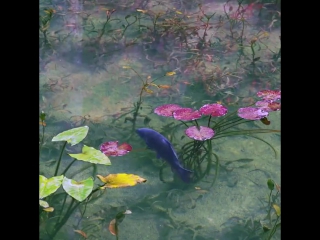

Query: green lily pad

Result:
[39,175,64,199]
[52,126,89,146]
[62,176,94,202]
[69,145,111,165]
[39,200,49,208]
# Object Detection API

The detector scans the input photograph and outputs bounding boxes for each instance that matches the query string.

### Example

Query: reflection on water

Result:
[40,0,280,239]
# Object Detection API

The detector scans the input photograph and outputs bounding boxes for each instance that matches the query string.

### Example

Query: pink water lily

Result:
[257,90,281,101]
[185,126,215,141]
[154,104,183,117]
[173,108,202,121]
[237,107,269,120]
[199,103,228,117]
[100,141,132,156]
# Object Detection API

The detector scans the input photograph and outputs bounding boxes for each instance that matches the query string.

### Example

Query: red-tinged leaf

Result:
[173,108,202,121]
[154,104,183,117]
[74,230,88,238]
[109,219,117,236]
[185,126,215,141]
[100,141,132,156]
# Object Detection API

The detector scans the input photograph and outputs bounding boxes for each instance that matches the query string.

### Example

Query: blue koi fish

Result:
[136,128,193,183]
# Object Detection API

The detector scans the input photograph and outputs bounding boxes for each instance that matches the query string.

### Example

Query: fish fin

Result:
[172,166,193,183]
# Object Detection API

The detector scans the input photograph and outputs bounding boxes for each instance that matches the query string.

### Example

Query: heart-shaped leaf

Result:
[39,200,49,208]
[52,126,89,146]
[97,173,147,189]
[62,176,94,202]
[39,175,64,199]
[69,145,111,165]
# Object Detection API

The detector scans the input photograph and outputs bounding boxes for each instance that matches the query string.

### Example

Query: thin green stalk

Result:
[54,141,67,176]
[61,159,77,175]
[267,216,280,240]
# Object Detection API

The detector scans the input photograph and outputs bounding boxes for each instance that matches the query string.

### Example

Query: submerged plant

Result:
[39,123,146,239]
[152,89,280,184]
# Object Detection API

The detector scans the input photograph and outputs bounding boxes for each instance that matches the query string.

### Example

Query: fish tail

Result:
[175,166,193,183]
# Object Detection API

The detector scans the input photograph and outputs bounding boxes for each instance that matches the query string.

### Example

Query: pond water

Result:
[39,0,281,239]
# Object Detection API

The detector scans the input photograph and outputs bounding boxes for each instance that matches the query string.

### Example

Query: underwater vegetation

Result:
[40,0,280,239]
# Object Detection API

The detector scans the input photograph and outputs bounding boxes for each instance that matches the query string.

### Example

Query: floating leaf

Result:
[185,126,215,141]
[175,11,183,14]
[158,84,171,89]
[39,175,64,199]
[256,100,281,112]
[165,71,176,76]
[39,200,49,208]
[273,204,281,216]
[237,107,268,120]
[257,89,281,101]
[74,230,88,238]
[199,103,228,117]
[43,207,54,212]
[100,141,132,156]
[97,173,147,189]
[62,177,94,202]
[69,145,111,165]
[173,108,202,121]
[109,219,117,236]
[122,65,131,69]
[52,126,89,146]
[154,104,183,117]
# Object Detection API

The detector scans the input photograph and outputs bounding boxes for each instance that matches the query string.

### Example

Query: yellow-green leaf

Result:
[43,207,54,212]
[273,204,281,216]
[39,200,49,208]
[62,177,94,202]
[39,175,64,199]
[52,126,89,146]
[97,173,147,189]
[165,71,176,76]
[69,145,111,165]
[175,11,183,14]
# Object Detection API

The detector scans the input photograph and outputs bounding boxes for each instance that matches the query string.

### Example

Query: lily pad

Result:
[199,103,228,117]
[100,141,132,156]
[96,173,147,189]
[62,176,94,202]
[185,126,215,141]
[237,107,269,120]
[69,145,111,165]
[39,175,64,199]
[154,104,183,117]
[52,126,89,146]
[173,108,202,121]
[257,89,281,101]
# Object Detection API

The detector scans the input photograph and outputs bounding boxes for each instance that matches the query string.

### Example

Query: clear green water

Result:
[39,0,280,239]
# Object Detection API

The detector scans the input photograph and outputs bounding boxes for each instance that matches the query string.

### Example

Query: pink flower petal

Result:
[199,103,228,117]
[257,90,281,101]
[185,126,215,141]
[154,104,183,117]
[173,108,202,121]
[237,107,269,120]
[100,141,132,156]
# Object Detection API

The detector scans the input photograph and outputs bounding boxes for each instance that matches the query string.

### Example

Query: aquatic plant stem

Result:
[61,159,77,176]
[267,215,280,240]
[54,141,67,176]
